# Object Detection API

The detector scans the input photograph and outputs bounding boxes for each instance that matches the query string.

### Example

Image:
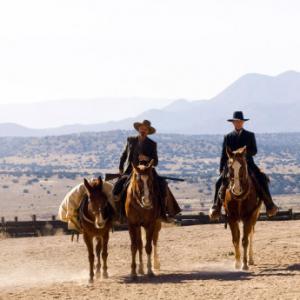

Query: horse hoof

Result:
[235,261,241,269]
[147,270,155,277]
[242,264,249,271]
[138,268,145,275]
[102,271,109,279]
[89,278,94,284]
[154,262,160,270]
[96,272,101,279]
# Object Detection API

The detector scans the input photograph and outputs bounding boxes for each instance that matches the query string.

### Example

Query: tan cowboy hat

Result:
[133,120,156,135]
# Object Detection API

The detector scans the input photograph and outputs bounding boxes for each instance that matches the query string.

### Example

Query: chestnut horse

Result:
[80,177,115,283]
[125,160,162,278]
[224,146,262,270]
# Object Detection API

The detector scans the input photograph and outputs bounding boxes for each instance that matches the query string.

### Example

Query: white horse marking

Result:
[232,160,242,194]
[141,175,151,206]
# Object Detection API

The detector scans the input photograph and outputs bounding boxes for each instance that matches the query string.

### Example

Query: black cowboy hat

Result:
[133,120,156,135]
[227,111,250,122]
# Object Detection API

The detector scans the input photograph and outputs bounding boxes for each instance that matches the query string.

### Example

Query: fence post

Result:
[32,215,36,222]
[51,215,56,221]
[14,216,18,222]
[1,217,4,225]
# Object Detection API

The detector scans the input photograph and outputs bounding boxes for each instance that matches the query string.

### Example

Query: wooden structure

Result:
[0,210,299,238]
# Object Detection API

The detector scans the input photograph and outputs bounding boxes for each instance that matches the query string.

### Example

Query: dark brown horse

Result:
[80,177,115,283]
[224,146,262,270]
[125,160,162,278]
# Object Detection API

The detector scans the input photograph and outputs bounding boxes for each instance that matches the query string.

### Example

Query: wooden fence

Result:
[1,210,300,238]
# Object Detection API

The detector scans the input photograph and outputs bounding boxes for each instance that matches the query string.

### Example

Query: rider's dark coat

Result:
[119,136,158,175]
[219,129,258,174]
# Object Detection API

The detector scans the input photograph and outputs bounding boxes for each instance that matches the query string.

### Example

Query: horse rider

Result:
[209,111,278,220]
[112,120,181,220]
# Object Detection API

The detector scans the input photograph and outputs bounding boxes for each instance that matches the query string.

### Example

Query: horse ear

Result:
[97,175,103,186]
[131,162,138,173]
[83,178,92,194]
[242,146,247,154]
[226,146,233,158]
[148,159,155,168]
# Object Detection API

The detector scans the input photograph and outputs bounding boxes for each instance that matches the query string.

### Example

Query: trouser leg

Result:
[212,175,223,209]
[255,172,275,210]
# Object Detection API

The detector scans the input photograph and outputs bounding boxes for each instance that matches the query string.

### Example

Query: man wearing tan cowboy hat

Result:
[209,111,278,220]
[113,120,181,220]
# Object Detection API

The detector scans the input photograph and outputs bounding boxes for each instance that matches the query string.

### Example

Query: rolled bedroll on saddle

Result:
[58,180,116,231]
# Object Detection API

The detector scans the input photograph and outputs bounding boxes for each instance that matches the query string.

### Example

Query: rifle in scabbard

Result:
[104,173,121,181]
[104,173,184,182]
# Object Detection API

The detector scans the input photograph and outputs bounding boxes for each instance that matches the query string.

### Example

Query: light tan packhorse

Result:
[224,146,262,270]
[80,177,115,283]
[125,160,162,278]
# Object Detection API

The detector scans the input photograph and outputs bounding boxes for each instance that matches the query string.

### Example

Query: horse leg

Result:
[95,237,102,279]
[83,233,94,283]
[229,221,241,269]
[153,220,161,270]
[129,224,138,278]
[145,225,155,276]
[242,220,253,270]
[136,226,144,275]
[102,230,109,279]
[249,227,255,265]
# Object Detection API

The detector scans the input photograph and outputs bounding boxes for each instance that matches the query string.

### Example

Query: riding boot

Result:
[209,176,224,220]
[259,174,278,217]
[164,187,181,218]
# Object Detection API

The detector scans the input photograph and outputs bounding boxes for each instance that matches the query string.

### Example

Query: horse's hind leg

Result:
[95,237,102,279]
[83,233,94,283]
[102,230,109,279]
[229,221,241,269]
[136,227,144,275]
[153,220,161,270]
[242,220,253,270]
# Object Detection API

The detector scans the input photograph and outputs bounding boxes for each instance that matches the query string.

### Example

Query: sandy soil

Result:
[0,221,300,300]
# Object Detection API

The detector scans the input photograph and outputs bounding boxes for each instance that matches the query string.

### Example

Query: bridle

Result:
[81,195,109,227]
[132,168,154,210]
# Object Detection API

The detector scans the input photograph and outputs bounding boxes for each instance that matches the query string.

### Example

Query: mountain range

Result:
[1,70,299,137]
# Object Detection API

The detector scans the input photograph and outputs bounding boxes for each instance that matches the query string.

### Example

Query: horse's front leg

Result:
[129,224,138,278]
[102,230,109,279]
[95,237,102,279]
[242,220,253,270]
[136,226,144,275]
[229,220,241,269]
[145,225,155,276]
[83,233,94,283]
[249,227,255,265]
[153,220,161,270]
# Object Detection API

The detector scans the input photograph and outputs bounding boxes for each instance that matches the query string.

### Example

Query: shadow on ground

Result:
[120,263,300,284]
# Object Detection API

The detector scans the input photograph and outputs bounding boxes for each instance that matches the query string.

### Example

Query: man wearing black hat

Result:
[113,120,181,219]
[210,111,278,220]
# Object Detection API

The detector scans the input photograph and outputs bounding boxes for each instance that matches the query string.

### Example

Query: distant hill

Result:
[1,70,300,136]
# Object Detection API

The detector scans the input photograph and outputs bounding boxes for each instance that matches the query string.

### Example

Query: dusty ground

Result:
[0,221,300,300]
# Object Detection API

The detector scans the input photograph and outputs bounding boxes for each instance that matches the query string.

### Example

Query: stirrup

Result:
[266,205,278,218]
[209,207,221,221]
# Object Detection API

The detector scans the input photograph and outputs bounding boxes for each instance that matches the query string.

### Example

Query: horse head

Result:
[84,177,109,229]
[226,146,249,197]
[131,160,155,209]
